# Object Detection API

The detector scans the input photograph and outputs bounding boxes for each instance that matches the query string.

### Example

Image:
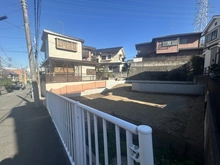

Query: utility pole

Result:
[21,0,40,107]
[0,16,7,79]
[34,37,41,98]
[0,56,2,78]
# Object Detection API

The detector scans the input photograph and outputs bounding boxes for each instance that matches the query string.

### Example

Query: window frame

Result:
[101,55,106,60]
[207,29,218,43]
[180,38,188,44]
[56,38,77,52]
[107,54,111,59]
[108,66,113,71]
[162,39,177,47]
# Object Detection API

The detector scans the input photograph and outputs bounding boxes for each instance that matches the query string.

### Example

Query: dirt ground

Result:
[70,83,204,149]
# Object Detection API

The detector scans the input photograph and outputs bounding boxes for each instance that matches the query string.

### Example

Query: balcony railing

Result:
[46,91,154,165]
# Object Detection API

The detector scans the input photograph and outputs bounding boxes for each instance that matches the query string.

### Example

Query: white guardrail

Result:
[46,91,154,165]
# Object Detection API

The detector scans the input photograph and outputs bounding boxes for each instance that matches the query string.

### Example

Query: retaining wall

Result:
[132,82,204,95]
[41,80,125,97]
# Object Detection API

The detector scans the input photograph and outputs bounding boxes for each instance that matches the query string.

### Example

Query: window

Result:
[56,38,77,52]
[101,55,106,60]
[109,66,113,71]
[108,55,111,59]
[180,38,188,44]
[207,29,218,43]
[162,39,177,46]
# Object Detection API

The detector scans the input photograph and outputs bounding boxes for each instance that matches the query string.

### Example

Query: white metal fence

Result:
[46,91,154,165]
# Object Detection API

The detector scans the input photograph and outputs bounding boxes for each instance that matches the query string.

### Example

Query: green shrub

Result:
[0,78,13,90]
[191,56,204,75]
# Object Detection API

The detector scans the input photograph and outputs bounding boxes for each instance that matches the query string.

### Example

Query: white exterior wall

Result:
[204,50,211,68]
[111,53,120,62]
[111,49,124,62]
[82,65,96,81]
[45,38,49,58]
[205,18,220,48]
[47,34,82,60]
[207,18,220,33]
[82,65,95,74]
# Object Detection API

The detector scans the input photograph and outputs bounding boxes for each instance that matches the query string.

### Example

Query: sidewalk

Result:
[0,89,70,165]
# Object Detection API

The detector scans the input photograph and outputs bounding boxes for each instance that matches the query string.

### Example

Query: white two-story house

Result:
[94,47,126,72]
[202,15,220,72]
[40,29,97,83]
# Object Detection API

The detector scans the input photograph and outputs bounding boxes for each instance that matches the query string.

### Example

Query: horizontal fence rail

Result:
[46,91,154,165]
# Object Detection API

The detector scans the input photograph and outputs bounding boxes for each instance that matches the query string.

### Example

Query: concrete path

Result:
[0,88,70,165]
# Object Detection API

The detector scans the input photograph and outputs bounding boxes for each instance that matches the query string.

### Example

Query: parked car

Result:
[13,84,21,90]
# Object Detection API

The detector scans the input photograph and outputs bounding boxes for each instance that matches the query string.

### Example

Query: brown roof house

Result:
[202,15,220,73]
[129,32,204,80]
[135,32,203,59]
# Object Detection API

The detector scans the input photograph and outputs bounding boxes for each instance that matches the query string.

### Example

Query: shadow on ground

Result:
[70,84,204,164]
[0,93,70,165]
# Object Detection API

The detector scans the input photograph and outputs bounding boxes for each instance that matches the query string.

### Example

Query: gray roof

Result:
[82,45,96,50]
[136,32,202,47]
[202,15,220,35]
[153,32,202,40]
[94,47,123,55]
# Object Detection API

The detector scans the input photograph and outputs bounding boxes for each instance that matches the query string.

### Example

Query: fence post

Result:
[74,102,85,165]
[137,125,154,165]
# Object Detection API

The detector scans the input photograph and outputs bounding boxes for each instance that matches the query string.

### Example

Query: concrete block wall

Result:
[132,83,204,95]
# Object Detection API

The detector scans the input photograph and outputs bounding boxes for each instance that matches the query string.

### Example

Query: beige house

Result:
[94,47,126,72]
[202,15,220,73]
[40,29,97,83]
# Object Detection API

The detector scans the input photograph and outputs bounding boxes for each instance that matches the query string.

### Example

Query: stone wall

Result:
[128,56,192,81]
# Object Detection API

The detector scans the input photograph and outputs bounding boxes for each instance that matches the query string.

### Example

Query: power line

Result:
[0,36,26,39]
[0,2,20,8]
[42,10,193,22]
[0,44,10,60]
[5,20,25,31]
[42,1,196,14]
[0,25,24,30]
[2,50,27,53]
[5,8,22,16]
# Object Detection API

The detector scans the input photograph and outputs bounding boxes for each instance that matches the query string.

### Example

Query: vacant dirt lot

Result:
[70,83,204,150]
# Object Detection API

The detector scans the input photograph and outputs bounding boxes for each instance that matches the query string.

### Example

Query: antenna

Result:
[193,0,209,32]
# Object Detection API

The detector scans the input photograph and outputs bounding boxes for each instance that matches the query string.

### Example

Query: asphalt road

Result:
[0,88,70,165]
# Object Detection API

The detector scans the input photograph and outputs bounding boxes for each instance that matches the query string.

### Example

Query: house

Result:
[82,45,96,62]
[94,47,126,72]
[6,68,27,84]
[202,15,220,73]
[128,32,204,81]
[40,29,97,83]
[1,69,19,82]
[135,32,203,59]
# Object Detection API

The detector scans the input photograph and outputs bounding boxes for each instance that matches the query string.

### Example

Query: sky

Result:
[0,0,220,69]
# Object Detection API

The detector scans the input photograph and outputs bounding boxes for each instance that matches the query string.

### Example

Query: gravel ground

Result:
[70,83,204,149]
